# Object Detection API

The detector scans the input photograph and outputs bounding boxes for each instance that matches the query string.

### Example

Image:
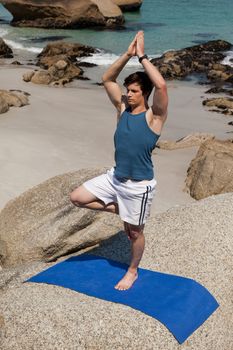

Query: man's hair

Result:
[124,71,153,99]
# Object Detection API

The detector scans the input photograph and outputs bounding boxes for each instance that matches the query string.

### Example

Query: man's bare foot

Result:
[114,270,138,290]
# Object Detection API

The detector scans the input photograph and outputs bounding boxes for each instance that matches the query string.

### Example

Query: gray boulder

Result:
[0,168,122,268]
[185,139,233,199]
[0,192,232,349]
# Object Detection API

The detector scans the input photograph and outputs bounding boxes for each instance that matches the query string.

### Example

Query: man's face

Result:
[126,83,144,106]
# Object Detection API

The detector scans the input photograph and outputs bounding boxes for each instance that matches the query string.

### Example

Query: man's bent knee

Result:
[127,223,144,240]
[70,185,97,206]
[70,187,82,206]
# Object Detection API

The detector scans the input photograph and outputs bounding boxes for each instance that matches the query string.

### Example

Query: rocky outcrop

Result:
[0,168,122,268]
[24,41,98,86]
[1,0,124,28]
[207,64,233,84]
[23,59,84,86]
[157,133,215,150]
[0,38,13,58]
[151,40,233,114]
[150,40,233,114]
[0,90,29,114]
[202,97,233,115]
[185,139,233,200]
[0,192,233,349]
[151,40,233,82]
[112,0,143,11]
[205,86,233,96]
[36,41,97,68]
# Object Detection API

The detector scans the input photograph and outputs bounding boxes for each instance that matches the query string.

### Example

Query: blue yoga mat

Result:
[26,254,219,343]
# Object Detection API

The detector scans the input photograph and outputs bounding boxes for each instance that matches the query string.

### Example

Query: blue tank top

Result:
[114,108,160,180]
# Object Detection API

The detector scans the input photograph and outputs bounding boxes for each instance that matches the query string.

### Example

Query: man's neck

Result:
[130,104,148,115]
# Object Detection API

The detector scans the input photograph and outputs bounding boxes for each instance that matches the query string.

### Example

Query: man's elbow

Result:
[102,74,113,84]
[157,81,167,91]
[102,74,107,84]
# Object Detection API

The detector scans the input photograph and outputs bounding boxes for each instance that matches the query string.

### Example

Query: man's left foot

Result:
[114,270,138,290]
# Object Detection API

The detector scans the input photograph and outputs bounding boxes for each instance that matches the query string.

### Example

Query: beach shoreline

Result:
[0,63,232,214]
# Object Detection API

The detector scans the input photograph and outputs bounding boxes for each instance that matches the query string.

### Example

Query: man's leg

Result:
[115,223,145,290]
[70,185,119,214]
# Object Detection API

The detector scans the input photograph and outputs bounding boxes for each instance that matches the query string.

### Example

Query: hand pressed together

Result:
[127,31,145,58]
[136,31,145,57]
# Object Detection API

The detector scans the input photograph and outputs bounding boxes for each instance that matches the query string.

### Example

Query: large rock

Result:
[29,41,97,85]
[203,97,233,115]
[1,0,124,28]
[112,0,143,11]
[0,38,13,58]
[0,168,122,268]
[36,41,97,68]
[151,40,233,81]
[185,139,233,200]
[205,86,233,96]
[157,133,215,150]
[0,96,9,114]
[29,70,53,85]
[0,90,29,114]
[23,59,83,86]
[151,40,233,113]
[0,192,232,349]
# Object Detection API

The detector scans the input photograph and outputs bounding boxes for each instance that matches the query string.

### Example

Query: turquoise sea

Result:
[0,0,233,66]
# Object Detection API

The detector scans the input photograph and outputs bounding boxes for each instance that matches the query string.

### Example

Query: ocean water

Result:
[0,0,233,66]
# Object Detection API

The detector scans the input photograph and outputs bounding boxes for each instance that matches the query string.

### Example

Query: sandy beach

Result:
[0,64,232,214]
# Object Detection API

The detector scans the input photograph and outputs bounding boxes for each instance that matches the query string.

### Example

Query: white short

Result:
[83,167,156,226]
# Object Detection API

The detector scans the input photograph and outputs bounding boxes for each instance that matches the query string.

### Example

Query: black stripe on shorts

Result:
[139,186,150,226]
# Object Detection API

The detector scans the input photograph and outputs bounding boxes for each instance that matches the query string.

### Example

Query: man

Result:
[70,31,168,290]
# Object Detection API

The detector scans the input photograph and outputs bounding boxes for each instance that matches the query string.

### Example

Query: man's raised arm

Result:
[136,31,168,122]
[102,34,137,114]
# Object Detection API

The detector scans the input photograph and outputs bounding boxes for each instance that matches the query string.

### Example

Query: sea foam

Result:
[78,50,160,67]
[4,39,42,54]
[0,28,8,37]
[222,51,233,67]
